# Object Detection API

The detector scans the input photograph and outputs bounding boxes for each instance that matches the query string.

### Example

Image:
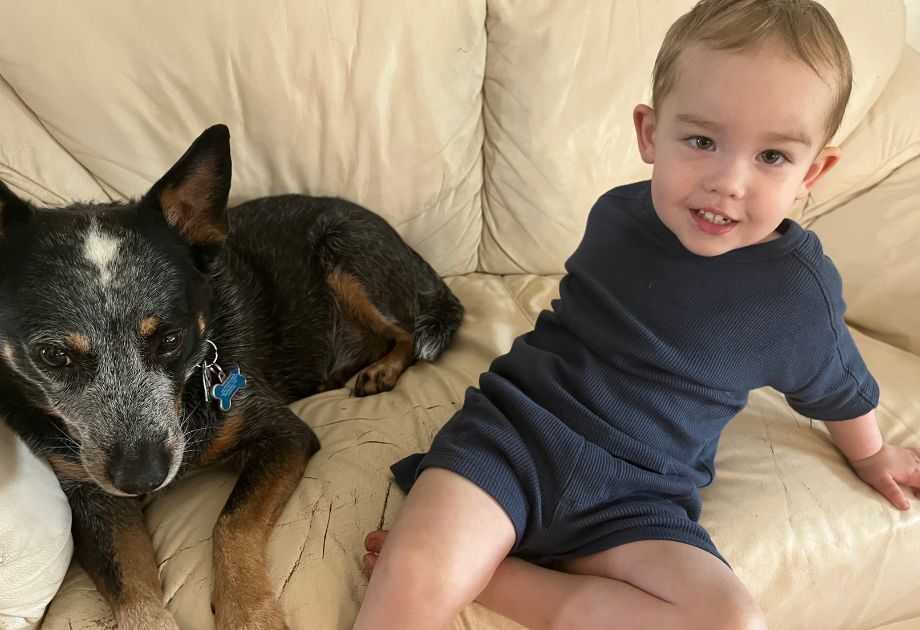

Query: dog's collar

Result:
[198,340,247,411]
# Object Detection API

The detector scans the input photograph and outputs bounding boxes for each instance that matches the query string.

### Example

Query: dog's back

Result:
[214,194,463,401]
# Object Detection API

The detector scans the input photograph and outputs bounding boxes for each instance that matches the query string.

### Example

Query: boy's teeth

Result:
[695,209,733,225]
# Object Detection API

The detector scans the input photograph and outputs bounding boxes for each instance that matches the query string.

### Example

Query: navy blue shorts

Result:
[391,393,727,568]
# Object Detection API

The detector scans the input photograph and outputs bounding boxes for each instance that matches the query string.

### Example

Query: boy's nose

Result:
[704,158,747,199]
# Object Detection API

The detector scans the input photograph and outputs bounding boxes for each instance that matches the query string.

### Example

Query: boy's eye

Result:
[760,150,786,165]
[689,136,714,150]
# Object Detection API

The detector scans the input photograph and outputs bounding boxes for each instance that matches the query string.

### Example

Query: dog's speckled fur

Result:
[0,125,463,629]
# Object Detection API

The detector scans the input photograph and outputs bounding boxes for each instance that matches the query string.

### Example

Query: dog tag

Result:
[211,364,248,411]
[200,340,220,403]
[198,340,246,411]
[202,364,213,403]
[202,364,224,404]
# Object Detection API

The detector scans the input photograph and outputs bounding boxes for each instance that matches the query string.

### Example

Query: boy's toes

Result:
[364,529,389,552]
[362,551,379,574]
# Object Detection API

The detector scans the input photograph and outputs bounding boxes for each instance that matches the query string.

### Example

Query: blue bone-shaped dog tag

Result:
[211,365,247,411]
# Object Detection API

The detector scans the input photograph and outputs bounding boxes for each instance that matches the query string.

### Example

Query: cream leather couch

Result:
[1,2,918,629]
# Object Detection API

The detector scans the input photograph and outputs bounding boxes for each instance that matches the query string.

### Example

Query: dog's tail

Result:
[413,284,464,362]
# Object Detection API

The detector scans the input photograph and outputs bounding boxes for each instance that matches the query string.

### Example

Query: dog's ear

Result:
[146,125,232,246]
[0,180,31,241]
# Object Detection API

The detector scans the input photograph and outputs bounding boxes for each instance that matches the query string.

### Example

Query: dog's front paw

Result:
[151,614,181,630]
[116,605,180,630]
[353,363,400,397]
[213,595,288,630]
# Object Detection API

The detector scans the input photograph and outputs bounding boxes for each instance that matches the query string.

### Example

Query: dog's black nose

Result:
[108,439,172,495]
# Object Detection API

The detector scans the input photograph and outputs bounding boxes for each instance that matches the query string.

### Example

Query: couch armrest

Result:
[810,153,920,357]
[0,423,73,630]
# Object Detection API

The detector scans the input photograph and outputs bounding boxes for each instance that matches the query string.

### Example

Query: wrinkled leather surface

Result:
[0,1,917,629]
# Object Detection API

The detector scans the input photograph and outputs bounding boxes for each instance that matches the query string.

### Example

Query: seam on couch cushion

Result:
[500,276,543,327]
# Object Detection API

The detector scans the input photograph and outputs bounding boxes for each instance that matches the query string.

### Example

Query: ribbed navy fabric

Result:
[392,180,879,565]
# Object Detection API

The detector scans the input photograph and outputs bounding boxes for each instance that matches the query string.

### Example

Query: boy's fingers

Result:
[903,451,920,489]
[874,475,910,510]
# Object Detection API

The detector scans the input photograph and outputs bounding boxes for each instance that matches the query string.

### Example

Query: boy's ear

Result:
[795,146,841,200]
[146,124,232,246]
[0,180,31,242]
[633,104,658,164]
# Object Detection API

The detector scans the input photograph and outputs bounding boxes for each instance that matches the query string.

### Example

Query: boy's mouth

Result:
[689,208,738,235]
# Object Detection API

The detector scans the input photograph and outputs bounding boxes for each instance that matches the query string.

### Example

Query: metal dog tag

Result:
[202,363,225,403]
[211,364,247,411]
[200,340,220,403]
[198,340,246,410]
[202,364,213,403]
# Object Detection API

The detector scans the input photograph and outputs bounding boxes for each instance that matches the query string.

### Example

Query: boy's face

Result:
[634,44,841,257]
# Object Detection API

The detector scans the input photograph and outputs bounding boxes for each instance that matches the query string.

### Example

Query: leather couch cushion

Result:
[478,0,907,274]
[0,1,487,276]
[42,274,920,629]
[0,423,73,630]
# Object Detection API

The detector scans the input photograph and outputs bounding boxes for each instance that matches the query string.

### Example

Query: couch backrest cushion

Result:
[804,45,920,225]
[811,153,920,357]
[0,1,911,277]
[478,0,907,274]
[0,1,487,276]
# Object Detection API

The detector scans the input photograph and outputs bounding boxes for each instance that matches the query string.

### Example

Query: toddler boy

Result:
[354,1,920,628]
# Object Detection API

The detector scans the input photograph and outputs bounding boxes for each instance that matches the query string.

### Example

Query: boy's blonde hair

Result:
[652,0,853,143]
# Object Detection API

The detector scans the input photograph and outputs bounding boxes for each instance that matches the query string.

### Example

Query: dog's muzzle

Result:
[107,438,173,495]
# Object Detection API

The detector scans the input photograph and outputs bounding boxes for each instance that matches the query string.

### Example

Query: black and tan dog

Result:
[0,125,463,629]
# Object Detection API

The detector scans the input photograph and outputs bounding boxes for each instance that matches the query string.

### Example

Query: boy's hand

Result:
[849,444,920,511]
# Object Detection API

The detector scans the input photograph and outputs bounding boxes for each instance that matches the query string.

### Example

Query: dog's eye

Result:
[39,346,72,368]
[157,330,184,356]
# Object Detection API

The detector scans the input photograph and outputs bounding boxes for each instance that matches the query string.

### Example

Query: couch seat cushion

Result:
[42,274,920,629]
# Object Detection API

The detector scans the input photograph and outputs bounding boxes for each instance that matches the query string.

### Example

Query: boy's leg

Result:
[353,466,517,630]
[365,536,765,630]
[487,540,766,630]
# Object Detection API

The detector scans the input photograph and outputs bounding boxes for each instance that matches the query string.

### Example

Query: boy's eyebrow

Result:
[675,113,721,131]
[762,130,813,147]
[675,113,812,147]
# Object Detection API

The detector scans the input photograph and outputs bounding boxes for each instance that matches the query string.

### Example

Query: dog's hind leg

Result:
[314,204,464,396]
[65,482,179,629]
[205,393,319,630]
[326,268,420,396]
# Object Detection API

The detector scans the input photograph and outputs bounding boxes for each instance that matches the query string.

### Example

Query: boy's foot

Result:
[362,530,389,574]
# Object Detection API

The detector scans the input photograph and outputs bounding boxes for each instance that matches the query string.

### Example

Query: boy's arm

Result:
[824,410,883,461]
[826,410,920,511]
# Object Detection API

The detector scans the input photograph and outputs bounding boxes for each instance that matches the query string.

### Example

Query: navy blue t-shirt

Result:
[468,180,878,489]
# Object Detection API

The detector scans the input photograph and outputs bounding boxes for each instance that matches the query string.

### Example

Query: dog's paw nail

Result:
[211,603,216,615]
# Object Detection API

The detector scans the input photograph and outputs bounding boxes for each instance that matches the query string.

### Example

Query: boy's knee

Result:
[372,540,495,611]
